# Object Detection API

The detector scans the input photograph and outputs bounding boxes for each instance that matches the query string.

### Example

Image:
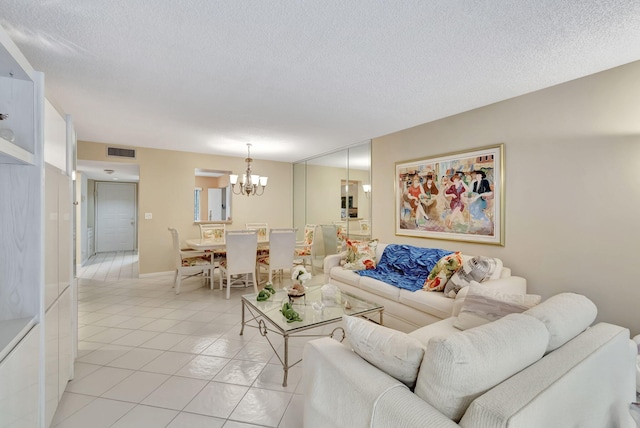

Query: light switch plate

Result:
[144,213,152,219]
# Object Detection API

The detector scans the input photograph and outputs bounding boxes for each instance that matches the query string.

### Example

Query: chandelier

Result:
[229,143,268,196]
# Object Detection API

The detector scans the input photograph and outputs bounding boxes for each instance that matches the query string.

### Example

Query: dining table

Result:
[185,237,269,251]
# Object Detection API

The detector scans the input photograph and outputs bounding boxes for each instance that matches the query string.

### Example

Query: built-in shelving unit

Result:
[0,23,46,428]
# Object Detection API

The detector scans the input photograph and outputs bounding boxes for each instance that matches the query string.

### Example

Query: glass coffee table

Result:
[240,285,384,386]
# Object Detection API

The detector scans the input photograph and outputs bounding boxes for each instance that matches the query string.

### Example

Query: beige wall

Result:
[78,142,292,274]
[372,60,640,334]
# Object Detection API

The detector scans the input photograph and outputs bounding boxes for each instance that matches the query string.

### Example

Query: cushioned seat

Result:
[329,266,361,287]
[399,289,454,320]
[360,276,401,301]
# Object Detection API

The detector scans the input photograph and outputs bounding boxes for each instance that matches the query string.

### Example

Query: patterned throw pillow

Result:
[424,252,463,291]
[343,239,378,270]
[453,285,541,330]
[443,256,500,298]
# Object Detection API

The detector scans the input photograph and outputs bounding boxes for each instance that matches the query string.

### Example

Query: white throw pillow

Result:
[414,313,549,422]
[523,292,597,353]
[444,256,502,298]
[453,285,541,330]
[342,315,425,388]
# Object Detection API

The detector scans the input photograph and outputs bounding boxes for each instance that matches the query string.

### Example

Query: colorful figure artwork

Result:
[395,144,504,245]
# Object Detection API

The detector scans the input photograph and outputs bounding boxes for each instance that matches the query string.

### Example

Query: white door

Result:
[96,182,136,252]
[208,188,222,221]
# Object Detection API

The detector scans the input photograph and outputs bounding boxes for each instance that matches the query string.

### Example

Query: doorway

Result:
[95,182,137,252]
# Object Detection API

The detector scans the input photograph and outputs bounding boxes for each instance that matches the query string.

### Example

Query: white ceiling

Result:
[1,1,640,165]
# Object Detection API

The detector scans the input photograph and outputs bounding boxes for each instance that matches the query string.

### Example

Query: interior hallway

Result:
[56,252,326,427]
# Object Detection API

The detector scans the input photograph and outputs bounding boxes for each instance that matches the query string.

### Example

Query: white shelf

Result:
[0,135,34,164]
[0,317,36,363]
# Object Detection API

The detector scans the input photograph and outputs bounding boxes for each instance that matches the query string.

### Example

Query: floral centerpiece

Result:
[289,265,312,296]
[292,265,312,284]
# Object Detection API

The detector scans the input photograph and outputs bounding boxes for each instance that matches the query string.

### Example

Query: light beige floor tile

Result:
[51,392,96,426]
[83,327,133,344]
[169,335,217,354]
[65,366,134,396]
[234,342,275,363]
[164,308,199,320]
[278,393,304,428]
[140,351,195,375]
[140,307,176,318]
[141,376,208,410]
[106,348,164,370]
[139,318,182,332]
[139,332,189,350]
[212,360,266,386]
[183,381,249,418]
[69,362,102,383]
[101,371,170,403]
[54,398,135,428]
[187,311,222,323]
[77,325,109,341]
[111,330,160,347]
[114,316,156,329]
[110,404,178,428]
[76,344,133,365]
[253,364,301,392]
[166,320,209,335]
[91,314,133,327]
[201,338,246,358]
[166,412,225,428]
[77,312,111,325]
[229,388,292,427]
[174,355,230,380]
[223,422,266,428]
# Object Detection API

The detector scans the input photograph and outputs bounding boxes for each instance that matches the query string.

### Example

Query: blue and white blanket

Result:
[357,244,453,292]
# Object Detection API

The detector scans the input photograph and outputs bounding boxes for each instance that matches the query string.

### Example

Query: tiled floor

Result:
[55,252,326,427]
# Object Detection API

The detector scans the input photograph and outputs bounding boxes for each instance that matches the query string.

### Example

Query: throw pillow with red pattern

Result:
[423,252,463,291]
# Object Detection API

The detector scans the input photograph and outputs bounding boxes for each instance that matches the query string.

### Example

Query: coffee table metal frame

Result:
[240,285,383,386]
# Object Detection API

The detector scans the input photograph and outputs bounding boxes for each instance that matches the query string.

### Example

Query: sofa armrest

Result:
[323,252,344,282]
[303,337,454,428]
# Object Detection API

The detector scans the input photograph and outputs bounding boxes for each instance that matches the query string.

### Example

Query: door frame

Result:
[95,181,138,252]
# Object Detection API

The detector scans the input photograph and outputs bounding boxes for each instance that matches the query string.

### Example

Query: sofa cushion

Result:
[443,256,503,298]
[453,284,541,330]
[359,276,401,302]
[414,313,549,422]
[398,289,453,320]
[523,292,597,353]
[424,252,464,291]
[343,315,425,388]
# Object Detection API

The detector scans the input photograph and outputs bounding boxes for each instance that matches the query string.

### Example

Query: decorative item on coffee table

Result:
[286,266,312,302]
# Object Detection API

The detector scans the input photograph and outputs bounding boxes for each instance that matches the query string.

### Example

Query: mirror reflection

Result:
[194,168,232,222]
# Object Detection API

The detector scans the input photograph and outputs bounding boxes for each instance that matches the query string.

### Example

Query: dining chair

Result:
[320,224,340,258]
[294,224,317,273]
[219,229,259,299]
[257,228,297,284]
[198,223,227,268]
[359,220,371,235]
[333,220,348,250]
[168,227,213,294]
[245,222,268,241]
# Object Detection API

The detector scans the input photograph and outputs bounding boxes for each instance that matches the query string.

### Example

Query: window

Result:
[194,188,202,221]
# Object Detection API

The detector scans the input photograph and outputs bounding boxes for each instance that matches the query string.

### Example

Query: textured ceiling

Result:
[1,0,640,163]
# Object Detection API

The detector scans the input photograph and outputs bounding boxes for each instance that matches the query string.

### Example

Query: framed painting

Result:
[395,144,504,245]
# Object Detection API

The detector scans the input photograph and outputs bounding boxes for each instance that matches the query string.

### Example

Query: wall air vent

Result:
[107,147,136,159]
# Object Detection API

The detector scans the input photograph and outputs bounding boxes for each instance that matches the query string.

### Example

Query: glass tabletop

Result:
[241,285,383,333]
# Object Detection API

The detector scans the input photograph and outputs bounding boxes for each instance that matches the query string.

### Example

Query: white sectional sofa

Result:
[303,293,638,428]
[324,242,526,332]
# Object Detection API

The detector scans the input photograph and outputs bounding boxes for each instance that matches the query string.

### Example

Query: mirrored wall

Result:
[194,168,232,223]
[293,141,371,243]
